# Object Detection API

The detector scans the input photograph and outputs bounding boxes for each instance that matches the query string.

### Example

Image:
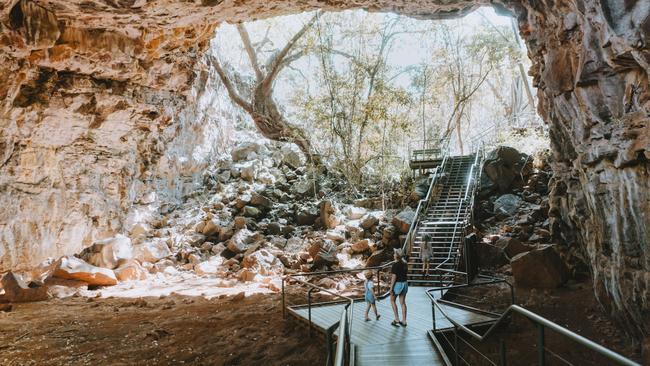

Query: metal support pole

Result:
[464,239,470,285]
[432,301,437,330]
[282,278,286,319]
[538,324,545,365]
[308,288,315,337]
[326,327,334,366]
[454,327,460,366]
[500,339,507,366]
[376,268,381,297]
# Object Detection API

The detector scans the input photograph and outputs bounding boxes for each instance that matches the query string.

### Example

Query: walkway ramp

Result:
[288,287,495,365]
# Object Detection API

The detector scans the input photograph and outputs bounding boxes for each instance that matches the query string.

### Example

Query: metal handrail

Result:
[404,149,450,256]
[428,291,640,366]
[285,278,355,366]
[432,145,483,276]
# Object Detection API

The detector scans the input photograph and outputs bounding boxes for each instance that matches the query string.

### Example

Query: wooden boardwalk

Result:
[289,286,495,365]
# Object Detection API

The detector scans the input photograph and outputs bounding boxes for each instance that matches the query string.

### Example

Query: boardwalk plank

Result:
[289,287,495,365]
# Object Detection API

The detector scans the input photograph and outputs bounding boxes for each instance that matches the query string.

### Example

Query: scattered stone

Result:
[242,206,261,218]
[360,214,379,230]
[493,194,522,216]
[80,235,133,270]
[351,239,370,254]
[133,240,172,263]
[392,208,415,233]
[250,193,272,208]
[0,272,50,303]
[53,256,118,286]
[0,303,12,312]
[319,200,338,229]
[202,220,221,236]
[496,237,534,259]
[344,206,367,220]
[114,260,148,281]
[233,216,247,230]
[296,207,319,226]
[231,142,263,162]
[310,239,338,268]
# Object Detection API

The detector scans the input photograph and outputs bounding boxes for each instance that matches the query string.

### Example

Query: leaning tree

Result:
[208,13,321,165]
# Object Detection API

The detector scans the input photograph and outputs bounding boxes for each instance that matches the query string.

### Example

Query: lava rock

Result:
[511,245,569,288]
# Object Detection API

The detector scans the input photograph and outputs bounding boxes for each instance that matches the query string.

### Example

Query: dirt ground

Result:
[0,293,325,366]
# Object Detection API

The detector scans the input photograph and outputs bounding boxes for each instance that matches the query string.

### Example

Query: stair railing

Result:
[404,147,450,256]
[427,287,640,366]
[432,146,484,283]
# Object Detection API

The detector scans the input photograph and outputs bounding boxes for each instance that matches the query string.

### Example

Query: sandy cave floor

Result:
[0,293,326,366]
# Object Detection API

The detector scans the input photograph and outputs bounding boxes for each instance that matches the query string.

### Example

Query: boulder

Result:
[0,272,50,303]
[267,222,284,235]
[250,193,272,208]
[239,161,258,181]
[291,178,318,197]
[392,208,415,234]
[344,206,367,220]
[195,257,225,276]
[80,235,133,269]
[325,230,346,243]
[475,242,508,268]
[242,249,283,275]
[296,207,319,226]
[242,206,261,218]
[366,248,392,267]
[493,194,522,216]
[483,146,531,193]
[279,143,304,169]
[360,214,379,230]
[202,220,221,236]
[351,239,370,254]
[233,216,247,230]
[231,141,263,162]
[133,240,172,263]
[53,256,118,286]
[511,246,569,288]
[226,229,255,253]
[310,239,338,268]
[319,200,338,229]
[114,260,148,281]
[496,237,534,259]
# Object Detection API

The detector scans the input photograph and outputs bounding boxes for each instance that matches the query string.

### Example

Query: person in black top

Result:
[389,248,409,327]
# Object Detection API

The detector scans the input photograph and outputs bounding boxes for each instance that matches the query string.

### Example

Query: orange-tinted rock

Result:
[53,256,117,286]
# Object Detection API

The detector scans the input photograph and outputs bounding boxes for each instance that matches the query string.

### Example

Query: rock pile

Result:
[474,148,570,289]
[6,140,408,301]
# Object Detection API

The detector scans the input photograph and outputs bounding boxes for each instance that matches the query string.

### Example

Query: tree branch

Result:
[237,24,264,82]
[207,55,254,113]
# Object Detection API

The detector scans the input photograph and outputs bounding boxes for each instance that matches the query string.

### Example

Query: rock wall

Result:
[0,0,648,336]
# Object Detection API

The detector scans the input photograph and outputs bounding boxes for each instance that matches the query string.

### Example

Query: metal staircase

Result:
[406,152,482,287]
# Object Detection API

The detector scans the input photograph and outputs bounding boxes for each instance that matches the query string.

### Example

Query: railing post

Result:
[454,327,460,366]
[282,277,286,319]
[432,299,437,331]
[537,324,545,365]
[308,288,314,337]
[463,239,470,285]
[376,268,381,297]
[500,339,507,366]
[326,327,334,366]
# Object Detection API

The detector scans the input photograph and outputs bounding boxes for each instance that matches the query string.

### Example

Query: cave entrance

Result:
[206,7,547,180]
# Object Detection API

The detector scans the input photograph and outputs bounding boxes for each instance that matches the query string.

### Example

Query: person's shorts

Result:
[393,281,408,296]
[365,292,376,304]
[421,255,430,263]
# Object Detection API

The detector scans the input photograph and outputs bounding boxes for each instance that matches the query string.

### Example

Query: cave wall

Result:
[0,0,648,337]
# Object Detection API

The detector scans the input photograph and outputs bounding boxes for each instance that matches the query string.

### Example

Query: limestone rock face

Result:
[0,0,648,338]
